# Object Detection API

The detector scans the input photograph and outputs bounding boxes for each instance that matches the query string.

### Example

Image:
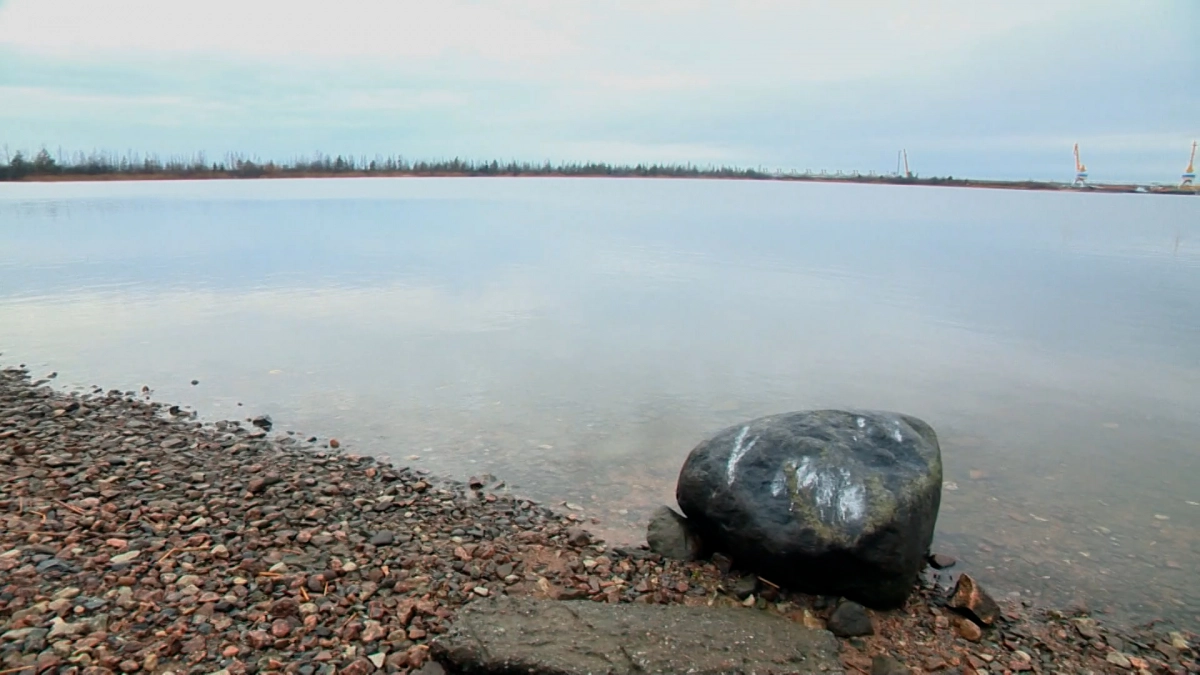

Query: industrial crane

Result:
[896,149,912,178]
[1073,143,1088,185]
[1182,141,1197,188]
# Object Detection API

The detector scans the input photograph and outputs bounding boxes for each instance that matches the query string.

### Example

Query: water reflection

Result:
[1,178,1198,625]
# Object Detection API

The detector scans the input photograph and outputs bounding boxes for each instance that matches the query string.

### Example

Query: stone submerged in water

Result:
[676,410,943,609]
[949,573,999,626]
[431,596,841,675]
[645,505,703,561]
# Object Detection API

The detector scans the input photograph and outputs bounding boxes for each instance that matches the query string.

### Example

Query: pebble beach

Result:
[2,366,1196,675]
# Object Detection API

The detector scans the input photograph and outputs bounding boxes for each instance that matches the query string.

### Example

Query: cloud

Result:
[0,0,1083,83]
[581,72,711,94]
[0,0,1194,180]
[324,89,471,113]
[912,132,1198,154]
[0,85,234,115]
[553,141,735,165]
[0,0,576,62]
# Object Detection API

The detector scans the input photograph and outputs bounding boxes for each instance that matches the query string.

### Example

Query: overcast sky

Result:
[0,0,1196,182]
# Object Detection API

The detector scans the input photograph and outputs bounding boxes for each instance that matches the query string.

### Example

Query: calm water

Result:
[1,178,1197,626]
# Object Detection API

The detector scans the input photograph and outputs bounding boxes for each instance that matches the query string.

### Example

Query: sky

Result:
[0,0,1196,182]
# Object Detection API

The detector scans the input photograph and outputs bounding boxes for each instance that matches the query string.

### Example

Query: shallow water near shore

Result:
[1,177,1198,626]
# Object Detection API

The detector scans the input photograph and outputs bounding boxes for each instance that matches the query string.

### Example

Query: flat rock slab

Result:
[431,596,843,675]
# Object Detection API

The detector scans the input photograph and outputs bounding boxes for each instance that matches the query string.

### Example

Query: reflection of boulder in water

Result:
[676,410,942,608]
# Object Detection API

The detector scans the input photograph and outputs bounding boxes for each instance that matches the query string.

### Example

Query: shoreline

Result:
[3,171,1196,196]
[1,366,1195,674]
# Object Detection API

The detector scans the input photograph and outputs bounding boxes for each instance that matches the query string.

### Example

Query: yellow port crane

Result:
[1073,143,1088,185]
[1182,141,1197,188]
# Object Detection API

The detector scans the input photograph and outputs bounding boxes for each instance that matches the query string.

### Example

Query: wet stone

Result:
[246,631,273,650]
[871,655,910,675]
[726,574,759,600]
[676,410,942,609]
[370,530,395,546]
[1106,652,1132,668]
[646,505,703,561]
[952,615,982,642]
[36,558,73,574]
[21,628,49,653]
[271,598,299,618]
[827,601,874,638]
[181,635,206,654]
[928,553,957,569]
[566,527,590,547]
[340,658,375,675]
[47,618,85,639]
[413,660,446,675]
[433,596,841,674]
[948,574,999,626]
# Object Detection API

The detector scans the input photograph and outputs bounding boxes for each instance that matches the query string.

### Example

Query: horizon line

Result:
[1,146,1195,193]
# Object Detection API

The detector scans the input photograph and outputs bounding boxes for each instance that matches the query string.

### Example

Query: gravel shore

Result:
[2,366,1195,675]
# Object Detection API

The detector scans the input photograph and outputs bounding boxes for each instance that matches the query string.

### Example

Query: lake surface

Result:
[1,177,1197,626]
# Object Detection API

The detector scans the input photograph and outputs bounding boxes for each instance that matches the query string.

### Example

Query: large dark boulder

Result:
[676,410,942,608]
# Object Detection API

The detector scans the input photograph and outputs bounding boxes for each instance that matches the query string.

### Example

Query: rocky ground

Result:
[1,366,1196,675]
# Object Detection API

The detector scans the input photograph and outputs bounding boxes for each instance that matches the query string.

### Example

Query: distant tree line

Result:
[0,146,1013,187]
[0,147,792,181]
